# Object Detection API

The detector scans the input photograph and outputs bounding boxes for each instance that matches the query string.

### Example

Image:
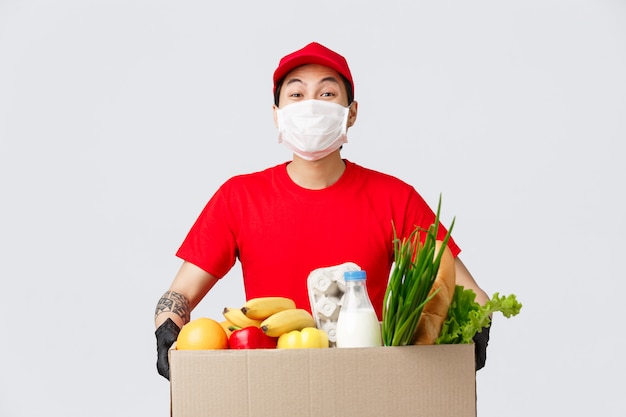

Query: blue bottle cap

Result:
[344,270,366,281]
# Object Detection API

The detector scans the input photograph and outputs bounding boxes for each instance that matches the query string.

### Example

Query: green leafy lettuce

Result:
[436,286,523,344]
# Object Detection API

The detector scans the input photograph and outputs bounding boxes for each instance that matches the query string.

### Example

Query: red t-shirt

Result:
[176,160,459,319]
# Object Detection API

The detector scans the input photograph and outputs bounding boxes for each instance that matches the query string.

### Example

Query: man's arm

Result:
[454,257,489,305]
[154,261,220,328]
[154,261,219,380]
[454,256,491,370]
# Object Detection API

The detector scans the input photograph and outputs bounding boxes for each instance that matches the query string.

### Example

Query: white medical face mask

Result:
[276,100,350,161]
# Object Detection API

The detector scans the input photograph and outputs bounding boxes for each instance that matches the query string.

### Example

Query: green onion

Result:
[381,194,455,346]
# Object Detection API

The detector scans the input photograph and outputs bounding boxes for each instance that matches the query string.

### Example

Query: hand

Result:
[473,325,490,371]
[155,318,180,380]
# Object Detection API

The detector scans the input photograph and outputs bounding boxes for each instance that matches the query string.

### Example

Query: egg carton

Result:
[307,262,361,347]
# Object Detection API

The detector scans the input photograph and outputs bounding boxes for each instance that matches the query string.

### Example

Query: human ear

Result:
[272,105,279,128]
[347,101,358,128]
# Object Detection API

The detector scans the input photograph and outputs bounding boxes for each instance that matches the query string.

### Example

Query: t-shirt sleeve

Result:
[175,182,238,278]
[401,188,461,257]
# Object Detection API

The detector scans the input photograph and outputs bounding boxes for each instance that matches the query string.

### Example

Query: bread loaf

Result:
[413,240,456,345]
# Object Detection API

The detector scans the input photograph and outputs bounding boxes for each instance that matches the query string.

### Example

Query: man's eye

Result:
[320,92,335,97]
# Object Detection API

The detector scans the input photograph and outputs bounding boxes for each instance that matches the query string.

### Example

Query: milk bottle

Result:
[335,270,382,347]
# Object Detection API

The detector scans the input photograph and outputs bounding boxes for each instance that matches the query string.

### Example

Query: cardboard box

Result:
[170,344,476,417]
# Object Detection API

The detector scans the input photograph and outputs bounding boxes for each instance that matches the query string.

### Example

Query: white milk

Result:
[335,309,382,347]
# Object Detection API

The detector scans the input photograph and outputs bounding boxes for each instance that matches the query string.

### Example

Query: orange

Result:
[176,317,229,350]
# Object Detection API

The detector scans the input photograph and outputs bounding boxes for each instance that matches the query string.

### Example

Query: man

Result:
[155,42,490,380]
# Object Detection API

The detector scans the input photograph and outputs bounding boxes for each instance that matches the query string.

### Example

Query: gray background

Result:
[1,1,624,416]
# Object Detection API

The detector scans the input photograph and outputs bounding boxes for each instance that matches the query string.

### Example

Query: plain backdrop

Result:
[1,1,624,416]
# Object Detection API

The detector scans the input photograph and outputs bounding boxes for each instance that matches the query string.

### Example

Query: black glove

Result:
[155,318,180,380]
[473,324,490,371]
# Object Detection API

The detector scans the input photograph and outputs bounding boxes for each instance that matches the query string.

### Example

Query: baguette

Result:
[413,240,456,345]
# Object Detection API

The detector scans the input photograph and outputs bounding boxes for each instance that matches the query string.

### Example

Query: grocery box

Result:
[169,343,476,417]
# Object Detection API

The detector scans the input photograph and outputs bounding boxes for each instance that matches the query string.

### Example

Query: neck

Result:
[286,151,346,190]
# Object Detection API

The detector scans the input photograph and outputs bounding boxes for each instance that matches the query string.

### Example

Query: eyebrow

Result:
[285,76,341,87]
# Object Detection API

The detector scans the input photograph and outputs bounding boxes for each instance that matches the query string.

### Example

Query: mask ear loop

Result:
[276,108,285,144]
[341,105,351,143]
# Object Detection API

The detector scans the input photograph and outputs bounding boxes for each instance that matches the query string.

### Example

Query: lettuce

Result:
[436,286,522,344]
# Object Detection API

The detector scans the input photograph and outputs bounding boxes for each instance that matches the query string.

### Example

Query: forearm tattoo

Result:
[155,291,190,323]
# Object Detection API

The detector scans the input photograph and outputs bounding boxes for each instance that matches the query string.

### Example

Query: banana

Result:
[260,309,316,337]
[241,296,297,320]
[222,307,263,328]
[219,320,235,337]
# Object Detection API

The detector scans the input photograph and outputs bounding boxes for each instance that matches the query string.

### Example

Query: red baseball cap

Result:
[272,42,354,97]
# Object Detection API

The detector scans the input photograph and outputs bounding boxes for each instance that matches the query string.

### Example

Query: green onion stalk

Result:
[381,195,455,346]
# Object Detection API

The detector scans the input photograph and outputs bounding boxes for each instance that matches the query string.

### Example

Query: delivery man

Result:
[154,42,491,379]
